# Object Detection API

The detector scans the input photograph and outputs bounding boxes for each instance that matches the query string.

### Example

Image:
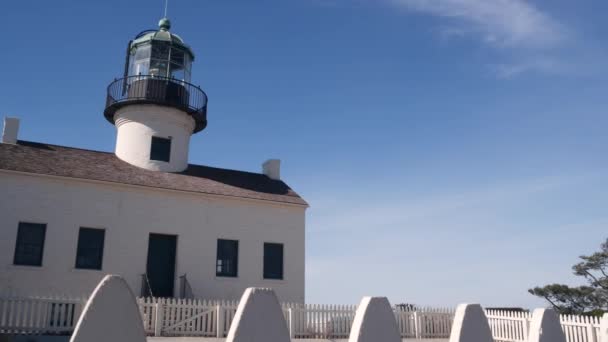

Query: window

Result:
[75,228,105,270]
[150,136,171,162]
[149,59,169,77]
[128,45,151,77]
[13,222,46,266]
[263,243,284,280]
[216,239,238,277]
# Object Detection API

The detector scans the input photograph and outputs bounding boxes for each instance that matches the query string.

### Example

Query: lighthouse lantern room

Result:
[127,18,193,83]
[103,18,208,173]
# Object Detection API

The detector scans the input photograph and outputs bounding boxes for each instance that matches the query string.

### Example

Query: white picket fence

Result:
[395,307,454,339]
[138,298,455,338]
[486,309,604,342]
[560,314,603,342]
[138,297,235,337]
[0,295,605,342]
[0,295,86,334]
[486,310,531,342]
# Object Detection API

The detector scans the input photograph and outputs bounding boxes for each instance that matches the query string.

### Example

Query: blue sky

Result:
[2,0,607,308]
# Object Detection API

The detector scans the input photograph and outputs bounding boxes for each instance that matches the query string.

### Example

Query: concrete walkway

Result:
[147,338,448,342]
[1,336,448,342]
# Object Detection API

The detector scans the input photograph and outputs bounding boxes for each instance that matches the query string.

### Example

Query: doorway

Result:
[146,233,177,297]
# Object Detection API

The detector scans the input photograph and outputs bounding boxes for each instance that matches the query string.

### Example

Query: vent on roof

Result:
[262,159,281,181]
[2,117,20,144]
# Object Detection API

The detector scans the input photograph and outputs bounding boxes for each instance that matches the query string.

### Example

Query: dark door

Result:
[146,233,177,297]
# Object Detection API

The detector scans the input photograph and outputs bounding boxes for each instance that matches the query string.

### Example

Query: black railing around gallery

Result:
[104,75,208,133]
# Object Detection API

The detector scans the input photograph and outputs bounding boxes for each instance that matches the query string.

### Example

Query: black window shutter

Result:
[263,243,284,280]
[150,136,171,162]
[13,222,47,266]
[75,228,105,270]
[216,239,239,277]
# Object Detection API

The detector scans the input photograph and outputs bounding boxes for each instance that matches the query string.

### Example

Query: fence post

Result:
[154,302,163,337]
[587,319,601,342]
[216,304,224,338]
[414,311,421,339]
[523,314,530,339]
[600,313,608,342]
[288,308,295,339]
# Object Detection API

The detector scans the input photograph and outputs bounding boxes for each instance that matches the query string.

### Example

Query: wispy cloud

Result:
[308,175,576,234]
[308,0,607,77]
[491,57,567,78]
[391,0,567,49]
[388,0,582,76]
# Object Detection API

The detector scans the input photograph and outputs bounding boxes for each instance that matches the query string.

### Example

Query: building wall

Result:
[114,105,195,173]
[0,171,306,303]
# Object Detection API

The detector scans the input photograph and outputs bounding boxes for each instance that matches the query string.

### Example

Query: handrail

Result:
[141,273,154,297]
[179,273,194,299]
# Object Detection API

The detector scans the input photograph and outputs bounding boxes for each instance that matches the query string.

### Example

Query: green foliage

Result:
[528,238,608,315]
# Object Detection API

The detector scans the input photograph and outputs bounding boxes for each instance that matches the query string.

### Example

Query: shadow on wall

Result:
[1,336,69,342]
[181,164,294,196]
[14,141,55,151]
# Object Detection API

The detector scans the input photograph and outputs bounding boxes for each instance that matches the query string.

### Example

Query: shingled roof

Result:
[0,141,307,206]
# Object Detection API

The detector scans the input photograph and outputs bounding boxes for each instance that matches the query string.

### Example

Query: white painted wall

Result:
[0,171,306,303]
[2,117,20,144]
[114,104,195,172]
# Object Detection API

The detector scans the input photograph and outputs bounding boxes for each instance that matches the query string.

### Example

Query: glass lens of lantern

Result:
[150,59,168,77]
[169,48,189,81]
[128,45,151,77]
[135,60,150,76]
[124,36,194,81]
[182,54,192,83]
[185,69,191,83]
[152,42,170,60]
[171,48,185,66]
[170,63,185,81]
[135,45,151,61]
[128,52,135,76]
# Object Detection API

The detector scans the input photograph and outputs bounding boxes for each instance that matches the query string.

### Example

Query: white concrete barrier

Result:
[225,288,290,342]
[448,304,493,342]
[70,275,146,342]
[528,308,566,342]
[348,297,401,342]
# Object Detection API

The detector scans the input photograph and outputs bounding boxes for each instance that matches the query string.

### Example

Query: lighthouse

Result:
[0,14,307,303]
[103,18,208,172]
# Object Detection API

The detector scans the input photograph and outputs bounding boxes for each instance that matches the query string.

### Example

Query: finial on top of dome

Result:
[159,17,171,31]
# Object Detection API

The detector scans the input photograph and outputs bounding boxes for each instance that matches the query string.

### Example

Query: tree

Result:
[528,238,608,315]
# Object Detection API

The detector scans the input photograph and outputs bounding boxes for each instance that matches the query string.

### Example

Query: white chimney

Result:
[2,117,20,144]
[262,159,281,180]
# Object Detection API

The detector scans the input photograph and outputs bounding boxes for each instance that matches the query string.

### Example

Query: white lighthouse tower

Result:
[103,18,208,172]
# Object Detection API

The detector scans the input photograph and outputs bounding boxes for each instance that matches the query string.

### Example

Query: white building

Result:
[0,18,307,303]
